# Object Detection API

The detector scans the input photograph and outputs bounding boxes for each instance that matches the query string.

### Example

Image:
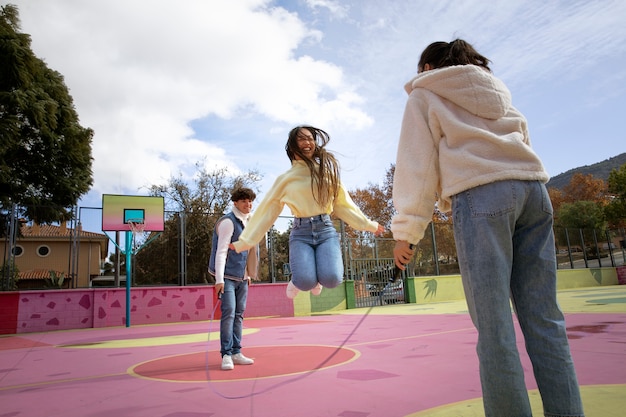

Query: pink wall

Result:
[2,284,294,334]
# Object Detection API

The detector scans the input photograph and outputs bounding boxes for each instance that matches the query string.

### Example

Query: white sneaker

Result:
[232,352,254,365]
[286,281,300,299]
[311,283,323,296]
[221,354,234,370]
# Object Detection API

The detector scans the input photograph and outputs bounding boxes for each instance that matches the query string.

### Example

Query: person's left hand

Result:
[374,223,385,237]
[394,240,415,269]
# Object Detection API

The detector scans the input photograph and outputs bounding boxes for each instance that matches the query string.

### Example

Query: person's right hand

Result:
[215,282,224,297]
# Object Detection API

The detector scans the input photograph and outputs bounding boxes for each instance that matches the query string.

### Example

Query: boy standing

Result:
[209,187,258,370]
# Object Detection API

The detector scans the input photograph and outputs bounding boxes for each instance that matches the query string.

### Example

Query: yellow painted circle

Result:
[406,384,624,416]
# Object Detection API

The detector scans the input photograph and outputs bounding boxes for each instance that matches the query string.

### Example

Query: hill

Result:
[546,153,626,191]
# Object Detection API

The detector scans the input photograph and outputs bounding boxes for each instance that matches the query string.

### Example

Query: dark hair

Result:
[285,125,340,207]
[231,187,256,202]
[418,39,491,72]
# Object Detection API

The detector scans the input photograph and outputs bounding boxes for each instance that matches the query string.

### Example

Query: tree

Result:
[345,164,394,259]
[264,224,291,282]
[605,163,626,228]
[547,187,566,214]
[347,164,457,268]
[561,173,609,205]
[133,164,261,285]
[557,201,606,230]
[549,172,610,235]
[1,4,94,225]
[350,185,391,233]
[554,200,607,254]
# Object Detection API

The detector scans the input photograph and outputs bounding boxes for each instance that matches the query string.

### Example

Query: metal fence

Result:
[2,204,625,291]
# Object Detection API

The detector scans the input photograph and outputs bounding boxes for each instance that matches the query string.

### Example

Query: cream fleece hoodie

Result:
[391,65,549,244]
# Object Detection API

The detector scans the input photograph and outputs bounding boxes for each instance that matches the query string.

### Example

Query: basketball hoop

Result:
[126,219,147,250]
[126,219,146,235]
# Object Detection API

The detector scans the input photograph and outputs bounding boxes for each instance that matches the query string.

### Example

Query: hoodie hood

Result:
[404,65,512,120]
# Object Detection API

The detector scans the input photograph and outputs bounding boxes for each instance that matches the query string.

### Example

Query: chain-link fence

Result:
[2,204,625,290]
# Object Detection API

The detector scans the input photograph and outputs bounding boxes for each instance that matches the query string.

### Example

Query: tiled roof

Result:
[20,224,107,239]
[19,269,66,280]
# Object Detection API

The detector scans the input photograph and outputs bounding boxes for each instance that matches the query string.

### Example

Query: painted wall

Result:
[0,284,294,335]
[0,268,621,335]
[409,267,619,304]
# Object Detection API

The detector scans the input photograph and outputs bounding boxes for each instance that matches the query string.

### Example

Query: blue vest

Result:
[208,211,248,281]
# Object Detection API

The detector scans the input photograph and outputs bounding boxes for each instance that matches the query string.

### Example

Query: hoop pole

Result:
[125,230,132,327]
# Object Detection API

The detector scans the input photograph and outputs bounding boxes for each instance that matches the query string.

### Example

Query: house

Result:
[2,222,109,289]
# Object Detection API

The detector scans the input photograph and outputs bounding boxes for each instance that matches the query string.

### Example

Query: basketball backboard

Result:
[102,194,165,232]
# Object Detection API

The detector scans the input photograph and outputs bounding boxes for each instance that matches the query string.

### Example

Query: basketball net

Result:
[126,219,147,251]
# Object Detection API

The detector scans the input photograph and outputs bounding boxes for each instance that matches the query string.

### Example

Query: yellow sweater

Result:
[232,160,379,252]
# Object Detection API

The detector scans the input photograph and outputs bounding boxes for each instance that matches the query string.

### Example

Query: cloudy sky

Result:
[8,0,626,231]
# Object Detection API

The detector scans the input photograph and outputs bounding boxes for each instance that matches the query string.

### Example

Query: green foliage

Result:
[554,200,607,251]
[1,261,19,291]
[133,164,261,285]
[556,201,606,230]
[264,225,291,282]
[1,4,94,224]
[45,270,65,289]
[605,164,626,228]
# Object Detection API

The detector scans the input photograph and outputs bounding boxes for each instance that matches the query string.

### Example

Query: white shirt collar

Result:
[232,206,250,225]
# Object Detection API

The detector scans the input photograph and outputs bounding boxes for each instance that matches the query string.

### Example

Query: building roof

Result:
[19,268,65,280]
[15,223,109,261]
[20,223,108,240]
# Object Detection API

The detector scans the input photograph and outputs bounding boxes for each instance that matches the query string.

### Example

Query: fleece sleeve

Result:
[390,93,439,244]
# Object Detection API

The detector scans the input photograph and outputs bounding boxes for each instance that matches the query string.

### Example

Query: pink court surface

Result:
[1,285,625,417]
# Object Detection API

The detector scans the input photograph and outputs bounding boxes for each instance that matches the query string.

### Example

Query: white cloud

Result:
[13,0,372,198]
[305,0,349,18]
[9,0,626,221]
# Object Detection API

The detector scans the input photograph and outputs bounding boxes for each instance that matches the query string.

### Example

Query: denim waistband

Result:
[293,214,331,225]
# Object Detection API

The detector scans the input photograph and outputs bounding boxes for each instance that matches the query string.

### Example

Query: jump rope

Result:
[203,271,405,400]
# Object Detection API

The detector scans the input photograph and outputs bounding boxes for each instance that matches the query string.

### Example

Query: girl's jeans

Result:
[289,214,343,290]
[452,180,584,417]
[220,278,248,357]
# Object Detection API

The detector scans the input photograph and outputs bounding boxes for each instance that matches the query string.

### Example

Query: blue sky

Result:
[9,0,626,233]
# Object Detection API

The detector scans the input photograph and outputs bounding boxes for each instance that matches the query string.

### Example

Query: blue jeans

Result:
[452,180,584,417]
[289,214,343,290]
[220,278,248,357]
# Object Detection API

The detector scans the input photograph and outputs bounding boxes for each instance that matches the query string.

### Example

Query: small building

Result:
[2,222,109,289]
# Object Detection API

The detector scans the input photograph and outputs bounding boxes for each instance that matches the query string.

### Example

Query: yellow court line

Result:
[0,372,127,391]
[58,328,258,349]
[347,327,476,348]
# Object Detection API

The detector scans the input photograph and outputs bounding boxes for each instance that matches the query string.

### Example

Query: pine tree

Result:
[1,4,94,225]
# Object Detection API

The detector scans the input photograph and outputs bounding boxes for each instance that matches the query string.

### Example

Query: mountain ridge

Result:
[546,152,626,191]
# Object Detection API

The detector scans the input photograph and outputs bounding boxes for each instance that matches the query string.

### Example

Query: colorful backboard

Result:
[102,194,165,232]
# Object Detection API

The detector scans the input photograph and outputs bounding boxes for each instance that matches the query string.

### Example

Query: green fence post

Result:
[345,280,356,309]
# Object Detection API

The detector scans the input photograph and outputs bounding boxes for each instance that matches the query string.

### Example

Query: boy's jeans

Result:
[220,278,248,357]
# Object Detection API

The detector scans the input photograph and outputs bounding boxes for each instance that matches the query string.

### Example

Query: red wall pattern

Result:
[0,292,19,335]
